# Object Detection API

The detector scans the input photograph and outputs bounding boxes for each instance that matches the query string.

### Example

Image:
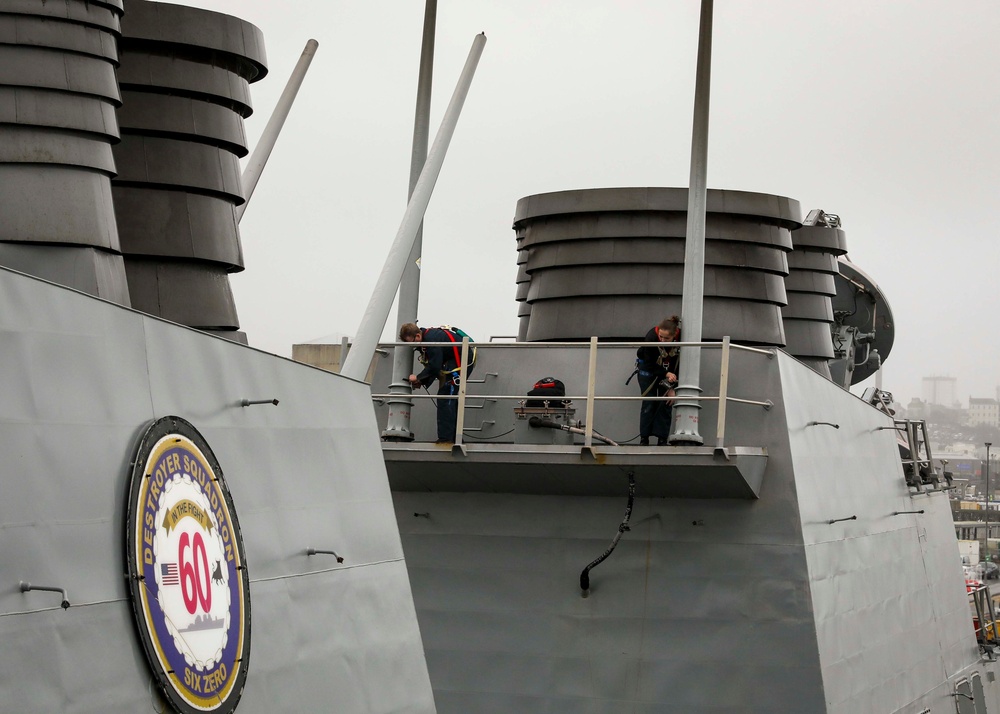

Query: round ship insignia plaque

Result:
[126,416,251,713]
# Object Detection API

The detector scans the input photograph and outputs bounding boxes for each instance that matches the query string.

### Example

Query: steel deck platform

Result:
[382,443,768,498]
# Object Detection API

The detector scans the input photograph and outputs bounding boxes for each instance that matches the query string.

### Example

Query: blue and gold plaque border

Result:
[124,416,252,714]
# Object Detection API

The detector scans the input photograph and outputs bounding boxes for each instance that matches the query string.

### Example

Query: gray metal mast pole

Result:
[237,39,319,223]
[669,0,713,446]
[384,0,437,441]
[987,442,992,557]
[341,33,487,382]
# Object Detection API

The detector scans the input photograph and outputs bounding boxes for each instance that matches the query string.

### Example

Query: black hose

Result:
[528,416,560,430]
[587,428,619,447]
[461,428,515,440]
[580,471,636,597]
[527,416,619,447]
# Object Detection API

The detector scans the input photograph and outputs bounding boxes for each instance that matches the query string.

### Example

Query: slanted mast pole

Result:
[384,0,437,440]
[238,39,319,223]
[669,0,713,446]
[341,33,487,382]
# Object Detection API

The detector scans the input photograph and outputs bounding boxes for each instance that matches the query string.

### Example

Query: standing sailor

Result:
[400,322,476,443]
[634,316,681,445]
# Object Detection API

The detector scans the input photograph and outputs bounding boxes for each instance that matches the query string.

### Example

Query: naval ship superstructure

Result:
[0,1,996,713]
[348,4,999,711]
[369,188,1000,713]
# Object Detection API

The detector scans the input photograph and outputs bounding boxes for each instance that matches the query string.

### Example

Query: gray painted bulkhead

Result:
[0,266,436,713]
[375,346,999,712]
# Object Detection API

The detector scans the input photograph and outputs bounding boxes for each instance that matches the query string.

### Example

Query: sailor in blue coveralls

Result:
[400,322,476,443]
[635,316,681,446]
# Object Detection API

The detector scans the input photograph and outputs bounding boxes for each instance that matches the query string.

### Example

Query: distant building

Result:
[935,452,980,483]
[922,375,957,407]
[969,397,1000,428]
[291,333,379,381]
[906,397,926,420]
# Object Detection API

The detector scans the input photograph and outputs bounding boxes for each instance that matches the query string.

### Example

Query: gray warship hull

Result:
[375,340,1000,712]
[0,266,436,713]
[1,0,995,710]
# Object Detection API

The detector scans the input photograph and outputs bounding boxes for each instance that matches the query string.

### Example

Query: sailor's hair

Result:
[399,322,421,340]
[657,315,680,332]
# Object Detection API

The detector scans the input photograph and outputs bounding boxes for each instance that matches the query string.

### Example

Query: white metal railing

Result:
[878,418,943,491]
[968,580,999,646]
[371,337,775,449]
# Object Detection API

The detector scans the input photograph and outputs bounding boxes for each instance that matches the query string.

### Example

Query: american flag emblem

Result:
[161,563,179,586]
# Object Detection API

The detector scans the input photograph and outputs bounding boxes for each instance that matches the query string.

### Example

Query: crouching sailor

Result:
[633,315,680,446]
[399,322,477,443]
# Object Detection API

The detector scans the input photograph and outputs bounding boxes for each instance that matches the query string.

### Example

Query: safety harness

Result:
[625,326,681,396]
[421,326,477,384]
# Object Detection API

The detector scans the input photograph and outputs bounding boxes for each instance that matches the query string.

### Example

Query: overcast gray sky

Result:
[181,0,1000,406]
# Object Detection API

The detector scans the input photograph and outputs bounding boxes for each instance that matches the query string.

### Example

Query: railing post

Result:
[584,336,598,448]
[454,337,470,448]
[716,336,730,450]
[907,420,923,493]
[918,419,939,484]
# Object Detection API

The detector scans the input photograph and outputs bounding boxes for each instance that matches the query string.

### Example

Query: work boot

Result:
[639,437,649,446]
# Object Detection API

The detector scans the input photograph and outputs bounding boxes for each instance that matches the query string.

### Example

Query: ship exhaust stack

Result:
[782,210,849,378]
[512,187,800,345]
[0,0,130,305]
[112,0,268,343]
